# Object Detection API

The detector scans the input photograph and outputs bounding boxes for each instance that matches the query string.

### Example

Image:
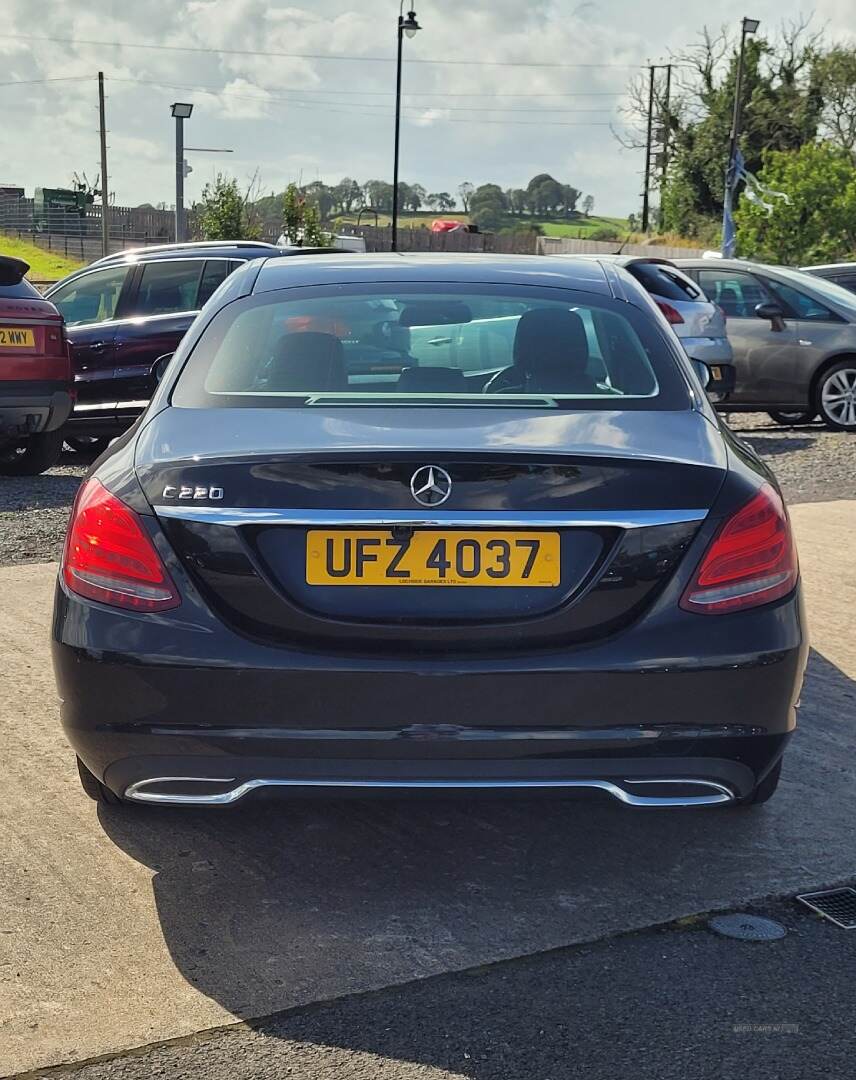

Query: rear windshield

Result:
[627,263,701,302]
[172,283,689,411]
[0,279,41,299]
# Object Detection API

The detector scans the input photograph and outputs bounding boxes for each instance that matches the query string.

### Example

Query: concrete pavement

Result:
[0,501,853,1076]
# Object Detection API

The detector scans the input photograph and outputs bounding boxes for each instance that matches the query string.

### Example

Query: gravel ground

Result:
[1,415,855,566]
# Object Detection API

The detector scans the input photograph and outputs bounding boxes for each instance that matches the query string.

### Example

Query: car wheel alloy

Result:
[819,363,856,431]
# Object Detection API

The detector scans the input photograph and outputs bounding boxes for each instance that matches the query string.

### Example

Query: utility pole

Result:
[97,72,110,258]
[641,65,655,233]
[660,63,672,195]
[722,17,760,256]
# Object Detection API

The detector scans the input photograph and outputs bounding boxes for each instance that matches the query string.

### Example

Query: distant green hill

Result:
[332,210,629,239]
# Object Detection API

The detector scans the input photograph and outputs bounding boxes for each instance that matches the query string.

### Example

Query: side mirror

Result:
[153,352,174,382]
[755,302,786,332]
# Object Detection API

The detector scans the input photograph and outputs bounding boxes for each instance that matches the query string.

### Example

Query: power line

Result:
[109,78,625,99]
[7,33,643,69]
[0,75,94,86]
[110,78,617,115]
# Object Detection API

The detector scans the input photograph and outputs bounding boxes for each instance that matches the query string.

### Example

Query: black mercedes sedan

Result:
[52,253,807,811]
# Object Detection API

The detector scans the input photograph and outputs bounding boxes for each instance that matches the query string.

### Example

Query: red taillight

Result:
[656,300,685,325]
[44,322,65,355]
[680,485,798,615]
[62,479,180,612]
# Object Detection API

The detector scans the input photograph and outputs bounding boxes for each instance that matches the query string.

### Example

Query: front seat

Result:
[266,332,347,392]
[717,285,742,317]
[144,284,184,315]
[510,308,599,394]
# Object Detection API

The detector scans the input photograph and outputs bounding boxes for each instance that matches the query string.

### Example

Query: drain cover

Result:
[796,888,856,929]
[708,914,787,941]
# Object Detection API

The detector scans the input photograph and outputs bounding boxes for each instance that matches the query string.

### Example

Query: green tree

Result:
[469,184,508,231]
[457,181,475,212]
[526,173,563,215]
[363,180,394,213]
[471,204,505,231]
[735,141,856,264]
[636,24,825,234]
[506,188,528,215]
[561,185,581,216]
[582,194,595,217]
[427,191,455,212]
[816,46,856,158]
[303,180,334,222]
[333,177,362,213]
[197,174,259,240]
[281,182,325,246]
[405,183,426,212]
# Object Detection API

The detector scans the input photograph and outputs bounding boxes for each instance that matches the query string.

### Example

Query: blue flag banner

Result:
[723,149,789,256]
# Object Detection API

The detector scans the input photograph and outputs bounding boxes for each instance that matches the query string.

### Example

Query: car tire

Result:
[76,756,125,805]
[66,435,112,456]
[817,361,856,431]
[731,760,782,808]
[0,428,64,476]
[767,410,816,426]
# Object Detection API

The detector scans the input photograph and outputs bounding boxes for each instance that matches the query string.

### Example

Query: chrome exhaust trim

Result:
[124,775,735,807]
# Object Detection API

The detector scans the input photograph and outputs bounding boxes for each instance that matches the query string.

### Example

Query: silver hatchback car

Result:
[588,257,732,363]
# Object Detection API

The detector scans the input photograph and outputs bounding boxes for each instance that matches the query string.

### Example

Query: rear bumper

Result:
[0,384,72,437]
[53,578,808,806]
[679,336,733,365]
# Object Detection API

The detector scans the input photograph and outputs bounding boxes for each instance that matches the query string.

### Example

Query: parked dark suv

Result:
[46,242,346,451]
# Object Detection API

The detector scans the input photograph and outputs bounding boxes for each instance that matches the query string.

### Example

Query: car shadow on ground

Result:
[95,647,855,1077]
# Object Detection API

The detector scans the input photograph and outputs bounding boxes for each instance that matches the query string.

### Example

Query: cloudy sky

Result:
[1,0,853,217]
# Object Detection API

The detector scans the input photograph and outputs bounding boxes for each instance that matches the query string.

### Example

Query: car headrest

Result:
[268,332,347,392]
[397,366,467,393]
[512,308,591,387]
[146,284,184,312]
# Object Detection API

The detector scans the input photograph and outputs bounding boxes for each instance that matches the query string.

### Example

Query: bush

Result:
[586,226,620,241]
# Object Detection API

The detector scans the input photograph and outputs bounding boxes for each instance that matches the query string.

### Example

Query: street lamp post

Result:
[170,102,194,243]
[391,5,420,252]
[721,17,759,256]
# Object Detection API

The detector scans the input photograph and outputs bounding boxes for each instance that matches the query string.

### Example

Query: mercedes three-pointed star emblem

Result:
[409,465,452,507]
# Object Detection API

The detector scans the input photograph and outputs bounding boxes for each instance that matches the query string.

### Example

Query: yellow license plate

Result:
[306,530,560,587]
[0,327,35,348]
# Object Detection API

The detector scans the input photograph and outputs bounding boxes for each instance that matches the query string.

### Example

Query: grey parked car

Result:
[676,258,856,430]
[801,262,856,295]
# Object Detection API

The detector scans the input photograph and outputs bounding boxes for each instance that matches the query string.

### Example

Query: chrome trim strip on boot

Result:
[153,506,709,530]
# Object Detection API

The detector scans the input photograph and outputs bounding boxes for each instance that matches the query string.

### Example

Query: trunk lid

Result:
[136,406,725,652]
[0,296,69,382]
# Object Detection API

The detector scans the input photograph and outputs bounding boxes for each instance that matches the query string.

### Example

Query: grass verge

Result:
[0,234,85,279]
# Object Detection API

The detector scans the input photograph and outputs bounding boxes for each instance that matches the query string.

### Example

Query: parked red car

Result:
[0,255,72,474]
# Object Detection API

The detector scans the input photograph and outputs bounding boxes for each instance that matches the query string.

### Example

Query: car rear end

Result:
[51,257,805,808]
[0,256,72,470]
